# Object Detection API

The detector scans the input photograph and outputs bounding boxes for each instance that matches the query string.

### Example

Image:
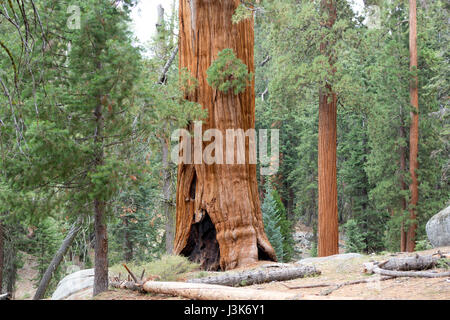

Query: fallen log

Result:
[379,254,438,271]
[364,262,450,278]
[143,281,302,300]
[187,264,320,287]
[0,293,11,300]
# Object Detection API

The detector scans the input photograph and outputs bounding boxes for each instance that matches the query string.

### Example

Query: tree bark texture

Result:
[407,0,419,252]
[93,100,108,296]
[318,0,339,257]
[174,0,276,270]
[399,119,408,252]
[33,218,83,300]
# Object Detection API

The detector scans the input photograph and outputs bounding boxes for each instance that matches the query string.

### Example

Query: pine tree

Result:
[261,183,284,261]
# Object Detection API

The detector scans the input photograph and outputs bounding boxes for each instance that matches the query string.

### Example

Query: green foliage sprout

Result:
[206,48,253,95]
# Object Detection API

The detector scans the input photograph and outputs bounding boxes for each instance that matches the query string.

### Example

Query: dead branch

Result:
[187,264,320,287]
[364,262,450,278]
[110,280,145,293]
[122,264,139,283]
[281,276,394,292]
[319,276,394,296]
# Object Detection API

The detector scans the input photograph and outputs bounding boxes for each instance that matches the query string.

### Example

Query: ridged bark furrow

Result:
[174,0,276,271]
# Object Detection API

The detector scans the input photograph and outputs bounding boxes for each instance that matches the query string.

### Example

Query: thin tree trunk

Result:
[0,223,3,294]
[175,0,276,270]
[407,0,419,252]
[123,218,133,262]
[399,121,408,252]
[94,199,108,296]
[93,98,108,296]
[318,0,339,257]
[5,249,16,298]
[33,218,83,300]
[161,136,175,254]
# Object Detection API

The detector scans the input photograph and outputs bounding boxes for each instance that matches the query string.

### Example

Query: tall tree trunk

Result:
[407,0,419,252]
[318,0,339,257]
[399,116,408,252]
[161,136,176,254]
[5,247,17,298]
[33,218,83,300]
[0,223,3,294]
[93,99,108,296]
[174,0,276,271]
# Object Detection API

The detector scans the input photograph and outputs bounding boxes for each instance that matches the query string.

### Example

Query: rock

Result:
[51,268,95,300]
[296,253,363,265]
[426,205,450,248]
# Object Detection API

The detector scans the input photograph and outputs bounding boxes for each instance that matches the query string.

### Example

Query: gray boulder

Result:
[51,268,95,300]
[426,205,450,248]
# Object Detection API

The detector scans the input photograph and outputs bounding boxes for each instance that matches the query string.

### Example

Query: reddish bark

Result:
[174,0,276,270]
[318,0,339,257]
[407,0,419,252]
[399,121,408,252]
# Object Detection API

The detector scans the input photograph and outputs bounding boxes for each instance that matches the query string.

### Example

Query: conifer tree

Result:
[261,183,284,261]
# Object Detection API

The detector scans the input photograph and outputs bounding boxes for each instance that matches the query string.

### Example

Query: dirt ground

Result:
[13,247,450,300]
[96,247,450,300]
[14,253,38,300]
[247,247,450,300]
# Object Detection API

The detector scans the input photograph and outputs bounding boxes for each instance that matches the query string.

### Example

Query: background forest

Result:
[0,0,448,299]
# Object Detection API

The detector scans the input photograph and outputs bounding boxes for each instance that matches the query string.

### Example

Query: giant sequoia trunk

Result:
[407,0,419,252]
[318,0,339,257]
[174,0,276,271]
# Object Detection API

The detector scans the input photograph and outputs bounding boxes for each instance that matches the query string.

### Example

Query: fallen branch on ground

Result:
[0,293,11,300]
[187,263,320,287]
[110,280,145,293]
[281,275,394,291]
[143,280,303,300]
[363,262,450,278]
[319,276,394,296]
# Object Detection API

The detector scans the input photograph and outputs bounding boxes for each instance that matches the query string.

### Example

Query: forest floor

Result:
[13,246,449,300]
[14,253,39,300]
[95,246,450,300]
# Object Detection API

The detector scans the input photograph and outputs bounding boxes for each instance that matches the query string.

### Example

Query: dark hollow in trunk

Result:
[181,212,220,271]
